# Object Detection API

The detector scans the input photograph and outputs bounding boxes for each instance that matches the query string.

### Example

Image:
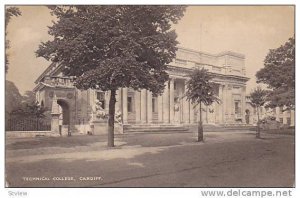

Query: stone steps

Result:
[123,124,189,133]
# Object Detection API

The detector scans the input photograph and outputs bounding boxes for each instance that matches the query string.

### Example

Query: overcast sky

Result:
[6,5,294,94]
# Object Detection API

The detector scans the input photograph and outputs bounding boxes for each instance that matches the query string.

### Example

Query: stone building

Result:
[245,97,295,127]
[33,47,249,135]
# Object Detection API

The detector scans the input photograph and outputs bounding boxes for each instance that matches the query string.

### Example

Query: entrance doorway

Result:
[57,99,70,135]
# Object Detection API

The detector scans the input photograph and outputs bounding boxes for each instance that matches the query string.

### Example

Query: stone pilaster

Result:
[147,90,152,123]
[141,89,147,123]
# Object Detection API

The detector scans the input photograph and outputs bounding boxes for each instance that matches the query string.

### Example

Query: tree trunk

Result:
[256,107,260,138]
[198,102,204,142]
[108,89,116,147]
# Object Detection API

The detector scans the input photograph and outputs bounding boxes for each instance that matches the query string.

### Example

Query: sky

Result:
[5,5,294,94]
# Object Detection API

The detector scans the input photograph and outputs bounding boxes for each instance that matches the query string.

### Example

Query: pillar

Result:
[141,89,147,123]
[163,81,170,123]
[135,91,141,123]
[122,88,128,124]
[223,85,227,123]
[226,85,232,123]
[115,89,122,112]
[51,94,60,135]
[105,91,111,111]
[169,79,175,123]
[147,90,152,123]
[290,110,295,126]
[218,85,223,124]
[241,86,246,123]
[158,95,163,123]
[275,107,280,121]
[283,109,287,125]
[183,82,190,123]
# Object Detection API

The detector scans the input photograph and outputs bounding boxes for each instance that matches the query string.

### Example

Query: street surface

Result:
[6,131,294,187]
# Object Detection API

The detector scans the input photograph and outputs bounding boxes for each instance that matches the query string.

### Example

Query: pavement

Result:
[5,130,295,187]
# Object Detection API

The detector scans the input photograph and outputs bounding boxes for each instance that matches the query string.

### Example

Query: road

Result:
[5,131,294,187]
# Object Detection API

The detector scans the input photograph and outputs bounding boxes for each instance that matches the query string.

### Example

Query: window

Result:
[96,92,105,109]
[280,118,283,123]
[234,100,241,114]
[287,118,291,125]
[174,82,177,90]
[128,97,132,112]
[280,106,283,113]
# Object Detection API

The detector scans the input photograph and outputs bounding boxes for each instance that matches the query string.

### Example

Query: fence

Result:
[6,117,51,131]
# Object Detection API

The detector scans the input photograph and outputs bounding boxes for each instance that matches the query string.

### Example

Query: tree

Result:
[10,102,48,119]
[22,91,36,104]
[5,80,23,115]
[36,5,186,147]
[256,37,295,110]
[249,87,268,138]
[185,68,220,142]
[5,7,21,73]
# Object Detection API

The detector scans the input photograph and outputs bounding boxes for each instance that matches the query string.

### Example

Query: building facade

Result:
[33,47,249,134]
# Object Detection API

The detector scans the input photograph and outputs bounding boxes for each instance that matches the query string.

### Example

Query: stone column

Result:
[169,79,175,123]
[115,89,122,112]
[51,95,60,135]
[283,109,287,125]
[135,91,141,123]
[163,81,170,123]
[122,88,128,124]
[105,91,111,111]
[226,85,232,123]
[183,82,190,123]
[241,86,246,123]
[223,85,227,123]
[275,107,280,121]
[141,89,147,123]
[147,90,152,123]
[218,85,223,124]
[189,101,194,123]
[290,110,295,126]
[157,95,163,123]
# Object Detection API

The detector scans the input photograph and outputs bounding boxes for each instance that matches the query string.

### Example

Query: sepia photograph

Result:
[4,4,295,189]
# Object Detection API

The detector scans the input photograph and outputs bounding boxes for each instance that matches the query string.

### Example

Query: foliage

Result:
[5,80,23,114]
[249,87,268,138]
[36,5,186,95]
[256,37,295,109]
[36,5,186,146]
[5,7,21,72]
[22,91,36,104]
[185,68,220,142]
[10,101,48,118]
[6,81,48,118]
[185,68,220,106]
[248,87,268,108]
